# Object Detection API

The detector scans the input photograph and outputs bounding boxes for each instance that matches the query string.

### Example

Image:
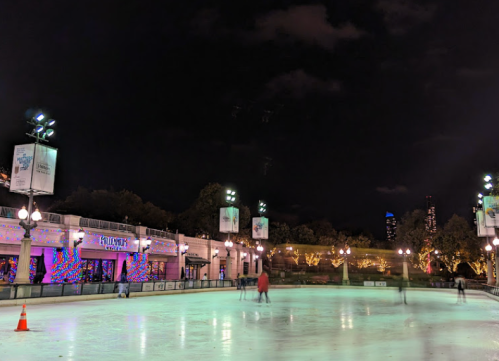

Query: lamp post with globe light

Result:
[493,238,499,287]
[14,205,42,285]
[256,243,264,275]
[398,248,411,282]
[339,247,351,285]
[485,243,495,285]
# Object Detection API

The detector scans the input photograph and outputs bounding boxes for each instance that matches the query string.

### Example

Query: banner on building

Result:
[10,143,58,195]
[219,207,239,233]
[252,217,269,239]
[477,210,496,236]
[483,196,499,228]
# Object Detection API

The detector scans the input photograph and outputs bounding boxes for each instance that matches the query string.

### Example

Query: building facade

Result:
[426,196,437,235]
[0,207,257,284]
[385,212,396,242]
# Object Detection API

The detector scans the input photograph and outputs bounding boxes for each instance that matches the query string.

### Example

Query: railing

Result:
[0,279,238,300]
[146,228,176,240]
[79,218,135,233]
[483,285,499,296]
[0,206,62,224]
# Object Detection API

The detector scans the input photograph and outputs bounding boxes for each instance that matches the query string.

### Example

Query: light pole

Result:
[398,248,411,282]
[493,238,499,287]
[225,240,233,279]
[485,243,495,285]
[13,111,57,288]
[339,247,351,285]
[256,243,264,275]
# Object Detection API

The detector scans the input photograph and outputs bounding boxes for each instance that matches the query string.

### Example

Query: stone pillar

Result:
[14,238,32,285]
[226,254,232,279]
[342,258,350,285]
[257,258,263,276]
[487,259,495,285]
[402,259,409,281]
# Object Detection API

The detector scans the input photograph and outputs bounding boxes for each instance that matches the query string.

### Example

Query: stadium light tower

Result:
[26,111,56,143]
[258,200,267,216]
[226,189,236,205]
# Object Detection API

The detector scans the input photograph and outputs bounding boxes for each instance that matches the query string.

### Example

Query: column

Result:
[257,258,263,276]
[342,258,349,285]
[402,259,409,281]
[236,249,241,278]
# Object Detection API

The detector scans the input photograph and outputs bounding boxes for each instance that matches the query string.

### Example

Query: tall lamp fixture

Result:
[74,228,85,248]
[225,240,233,256]
[18,206,42,238]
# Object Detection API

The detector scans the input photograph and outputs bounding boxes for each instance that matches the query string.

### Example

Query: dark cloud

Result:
[377,0,436,35]
[376,185,408,194]
[457,68,497,79]
[265,69,340,98]
[251,4,363,50]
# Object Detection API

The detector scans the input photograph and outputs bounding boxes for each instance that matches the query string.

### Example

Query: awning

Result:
[185,257,211,266]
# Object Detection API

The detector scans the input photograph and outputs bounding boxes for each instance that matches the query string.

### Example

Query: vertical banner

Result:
[10,143,57,194]
[10,144,35,192]
[252,217,269,239]
[219,207,239,233]
[477,210,496,237]
[31,144,58,194]
[483,196,499,228]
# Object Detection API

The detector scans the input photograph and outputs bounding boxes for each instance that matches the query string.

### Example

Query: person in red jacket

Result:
[258,271,270,303]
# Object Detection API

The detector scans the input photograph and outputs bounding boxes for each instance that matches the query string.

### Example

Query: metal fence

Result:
[0,279,238,300]
[0,206,62,224]
[146,228,176,240]
[79,218,135,233]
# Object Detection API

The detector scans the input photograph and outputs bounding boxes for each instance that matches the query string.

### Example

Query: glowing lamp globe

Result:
[76,228,85,240]
[398,249,403,255]
[493,238,499,247]
[31,209,42,222]
[18,207,28,220]
[485,244,493,252]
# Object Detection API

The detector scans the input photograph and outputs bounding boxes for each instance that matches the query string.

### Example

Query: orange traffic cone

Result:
[14,304,30,332]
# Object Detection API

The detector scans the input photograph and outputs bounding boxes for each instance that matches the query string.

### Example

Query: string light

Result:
[51,248,82,283]
[126,253,149,282]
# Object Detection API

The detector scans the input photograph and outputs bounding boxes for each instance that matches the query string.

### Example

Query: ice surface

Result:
[0,288,498,361]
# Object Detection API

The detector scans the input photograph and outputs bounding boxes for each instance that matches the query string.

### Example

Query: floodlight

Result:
[36,114,45,121]
[478,193,483,198]
[35,125,44,133]
[478,199,483,204]
[231,191,235,195]
[18,206,28,220]
[485,175,492,182]
[226,196,231,201]
[47,119,55,126]
[45,129,54,137]
[485,183,493,189]
[226,190,231,194]
[231,197,235,202]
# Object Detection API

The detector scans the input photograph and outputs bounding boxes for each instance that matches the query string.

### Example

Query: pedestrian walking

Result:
[118,273,128,298]
[202,273,207,280]
[239,274,247,301]
[456,276,466,303]
[257,271,270,303]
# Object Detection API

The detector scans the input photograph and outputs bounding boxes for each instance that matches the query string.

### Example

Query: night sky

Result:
[0,1,498,237]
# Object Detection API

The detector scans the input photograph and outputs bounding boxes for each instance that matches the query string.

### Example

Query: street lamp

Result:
[18,206,42,238]
[142,237,152,253]
[241,252,247,261]
[212,248,219,259]
[493,238,499,287]
[181,242,189,256]
[339,247,351,285]
[74,228,85,248]
[398,248,411,282]
[225,240,233,255]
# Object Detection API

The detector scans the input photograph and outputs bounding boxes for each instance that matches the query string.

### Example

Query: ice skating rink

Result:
[0,288,498,361]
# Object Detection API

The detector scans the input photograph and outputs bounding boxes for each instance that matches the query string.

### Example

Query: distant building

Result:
[426,196,437,234]
[386,212,396,242]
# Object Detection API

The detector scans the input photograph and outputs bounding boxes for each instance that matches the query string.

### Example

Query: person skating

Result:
[239,274,247,301]
[258,271,270,303]
[456,276,466,303]
[398,277,407,305]
[118,273,127,298]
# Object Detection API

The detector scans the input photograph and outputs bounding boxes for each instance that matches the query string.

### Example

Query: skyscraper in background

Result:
[386,212,396,242]
[426,196,437,234]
